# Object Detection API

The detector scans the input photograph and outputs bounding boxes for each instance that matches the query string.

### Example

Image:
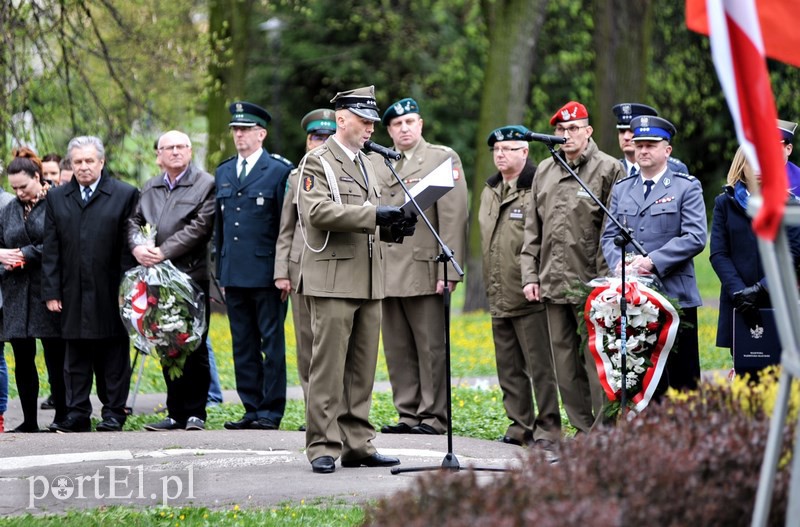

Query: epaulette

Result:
[216,155,236,168]
[428,143,454,154]
[616,174,638,185]
[672,172,697,181]
[271,153,295,168]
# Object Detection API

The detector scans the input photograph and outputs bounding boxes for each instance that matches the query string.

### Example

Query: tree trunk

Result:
[206,0,255,169]
[463,0,548,312]
[592,0,653,154]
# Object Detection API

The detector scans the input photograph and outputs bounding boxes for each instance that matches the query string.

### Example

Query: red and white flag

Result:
[686,0,787,240]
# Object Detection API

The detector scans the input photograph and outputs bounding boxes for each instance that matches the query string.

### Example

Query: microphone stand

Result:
[544,143,650,418]
[375,154,507,474]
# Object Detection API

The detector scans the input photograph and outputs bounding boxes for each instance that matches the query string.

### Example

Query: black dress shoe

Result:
[7,424,41,433]
[96,418,123,432]
[40,395,55,410]
[380,422,414,434]
[311,456,335,474]
[298,425,306,432]
[497,435,523,446]
[224,417,254,430]
[341,452,400,468]
[49,417,91,433]
[410,423,440,435]
[250,418,279,430]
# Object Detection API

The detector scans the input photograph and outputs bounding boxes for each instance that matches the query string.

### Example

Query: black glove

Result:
[732,282,766,315]
[390,218,417,242]
[376,206,404,227]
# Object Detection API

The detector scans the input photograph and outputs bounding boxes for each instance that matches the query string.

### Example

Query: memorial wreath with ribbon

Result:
[584,276,681,416]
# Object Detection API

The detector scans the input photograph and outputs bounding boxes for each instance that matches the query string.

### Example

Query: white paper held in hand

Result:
[400,157,455,214]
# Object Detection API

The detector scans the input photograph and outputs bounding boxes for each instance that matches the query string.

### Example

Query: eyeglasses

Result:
[309,134,332,142]
[554,125,588,135]
[491,146,526,155]
[158,144,190,152]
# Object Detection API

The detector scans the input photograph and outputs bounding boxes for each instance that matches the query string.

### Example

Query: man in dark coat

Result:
[129,130,215,431]
[42,135,139,433]
[215,101,293,431]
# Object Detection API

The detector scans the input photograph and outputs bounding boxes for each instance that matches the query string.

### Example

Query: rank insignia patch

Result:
[303,175,314,192]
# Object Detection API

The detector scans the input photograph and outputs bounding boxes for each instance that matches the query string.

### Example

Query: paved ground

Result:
[0,381,524,516]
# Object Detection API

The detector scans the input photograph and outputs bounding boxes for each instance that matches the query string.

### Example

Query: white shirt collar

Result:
[237,148,263,177]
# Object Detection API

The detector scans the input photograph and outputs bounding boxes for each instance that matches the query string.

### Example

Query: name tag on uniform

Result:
[576,189,590,198]
[509,208,524,220]
[256,197,265,206]
[340,176,355,182]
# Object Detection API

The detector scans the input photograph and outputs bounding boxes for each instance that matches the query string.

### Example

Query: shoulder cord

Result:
[296,154,340,254]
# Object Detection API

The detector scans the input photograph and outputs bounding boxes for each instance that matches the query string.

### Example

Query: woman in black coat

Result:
[0,150,65,432]
[710,147,800,353]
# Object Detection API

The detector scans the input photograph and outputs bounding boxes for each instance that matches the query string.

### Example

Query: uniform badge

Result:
[663,177,671,186]
[561,108,572,121]
[235,103,243,113]
[393,102,405,116]
[654,196,676,205]
[621,104,631,116]
[340,176,355,182]
[494,130,504,142]
[453,167,461,181]
[303,175,314,192]
[509,208,524,220]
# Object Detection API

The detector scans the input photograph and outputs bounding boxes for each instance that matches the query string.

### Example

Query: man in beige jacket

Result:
[375,98,468,436]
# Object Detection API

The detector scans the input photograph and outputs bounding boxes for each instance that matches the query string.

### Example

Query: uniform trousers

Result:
[304,296,380,462]
[225,286,287,424]
[10,337,67,427]
[163,280,211,424]
[544,303,602,433]
[289,290,313,404]
[382,294,448,432]
[65,335,131,423]
[667,307,701,391]
[491,310,561,443]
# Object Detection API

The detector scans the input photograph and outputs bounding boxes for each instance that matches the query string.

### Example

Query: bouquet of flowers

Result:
[584,275,680,417]
[118,225,206,379]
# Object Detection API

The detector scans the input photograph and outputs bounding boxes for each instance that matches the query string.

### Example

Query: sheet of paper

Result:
[400,157,455,213]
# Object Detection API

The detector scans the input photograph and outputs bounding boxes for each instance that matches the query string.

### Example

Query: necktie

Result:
[643,180,654,200]
[629,164,638,177]
[83,187,92,202]
[357,154,369,188]
[238,159,248,183]
[394,155,405,174]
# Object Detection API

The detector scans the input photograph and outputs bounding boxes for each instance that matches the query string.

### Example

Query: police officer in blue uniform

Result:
[215,101,293,430]
[612,103,690,177]
[601,115,707,391]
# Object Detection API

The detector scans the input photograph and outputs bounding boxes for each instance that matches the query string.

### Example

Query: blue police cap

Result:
[778,119,797,143]
[382,98,420,126]
[487,125,530,146]
[630,115,676,142]
[229,101,271,128]
[301,108,336,134]
[612,103,658,129]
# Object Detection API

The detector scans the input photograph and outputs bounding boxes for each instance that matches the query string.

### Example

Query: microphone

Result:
[523,131,567,145]
[363,140,402,161]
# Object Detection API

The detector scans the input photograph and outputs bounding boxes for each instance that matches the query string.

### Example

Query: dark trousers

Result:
[10,337,67,428]
[64,335,131,423]
[163,280,211,424]
[226,286,287,423]
[667,307,701,391]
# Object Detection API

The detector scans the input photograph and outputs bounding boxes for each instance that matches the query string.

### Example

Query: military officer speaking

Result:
[601,115,707,391]
[215,101,293,431]
[296,85,415,474]
[375,97,468,436]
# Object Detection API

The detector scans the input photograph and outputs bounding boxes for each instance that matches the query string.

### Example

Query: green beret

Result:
[487,125,530,146]
[382,98,420,126]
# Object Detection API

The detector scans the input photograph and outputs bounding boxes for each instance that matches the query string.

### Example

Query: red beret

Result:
[549,101,589,126]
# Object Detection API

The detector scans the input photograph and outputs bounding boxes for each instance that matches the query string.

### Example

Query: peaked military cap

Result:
[229,101,271,128]
[612,103,658,129]
[630,115,677,142]
[330,85,381,122]
[301,108,336,134]
[778,119,798,143]
[382,98,420,126]
[550,101,589,126]
[487,125,530,146]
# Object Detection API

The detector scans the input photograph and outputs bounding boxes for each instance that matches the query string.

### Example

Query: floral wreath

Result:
[584,276,680,416]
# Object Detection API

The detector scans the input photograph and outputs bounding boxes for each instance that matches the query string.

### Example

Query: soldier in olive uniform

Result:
[274,109,336,414]
[521,101,624,433]
[601,116,706,391]
[375,98,468,436]
[296,85,414,474]
[479,126,561,449]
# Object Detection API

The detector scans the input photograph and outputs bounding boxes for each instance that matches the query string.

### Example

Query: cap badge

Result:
[403,100,413,111]
[641,117,649,126]
[622,104,631,116]
[393,102,405,116]
[494,130,504,141]
[235,103,243,113]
